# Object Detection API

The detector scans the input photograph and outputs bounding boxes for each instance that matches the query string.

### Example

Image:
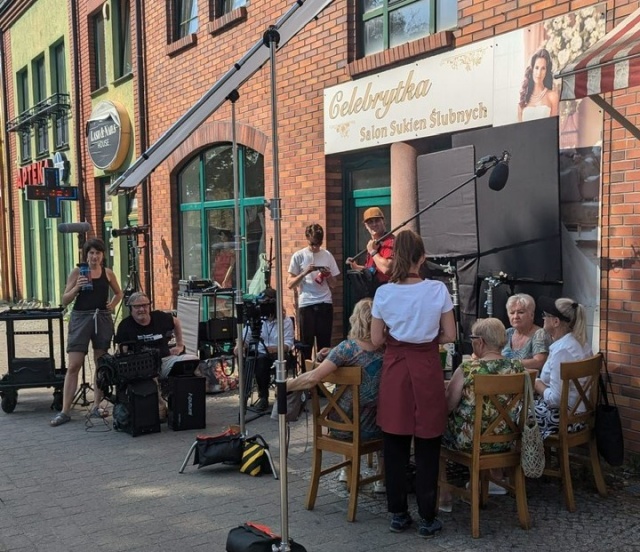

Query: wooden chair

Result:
[304,360,383,522]
[542,353,607,512]
[439,372,531,538]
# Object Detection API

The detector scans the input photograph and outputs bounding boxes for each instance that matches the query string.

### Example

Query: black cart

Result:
[0,307,67,413]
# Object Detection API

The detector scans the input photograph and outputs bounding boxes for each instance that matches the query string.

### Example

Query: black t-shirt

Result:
[115,311,175,358]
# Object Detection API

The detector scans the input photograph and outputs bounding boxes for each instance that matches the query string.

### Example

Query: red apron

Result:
[376,337,446,439]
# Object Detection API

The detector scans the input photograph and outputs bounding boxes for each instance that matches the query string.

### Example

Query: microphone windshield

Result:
[58,222,92,234]
[488,161,509,191]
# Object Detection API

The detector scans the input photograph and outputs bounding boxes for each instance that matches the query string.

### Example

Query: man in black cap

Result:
[347,206,394,285]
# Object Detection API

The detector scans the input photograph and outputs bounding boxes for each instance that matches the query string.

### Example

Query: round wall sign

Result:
[87,100,132,171]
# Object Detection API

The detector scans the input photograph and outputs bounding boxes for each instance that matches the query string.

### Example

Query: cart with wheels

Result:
[0,307,67,413]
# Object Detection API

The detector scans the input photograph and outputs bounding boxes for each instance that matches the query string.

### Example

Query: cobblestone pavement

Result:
[0,314,639,551]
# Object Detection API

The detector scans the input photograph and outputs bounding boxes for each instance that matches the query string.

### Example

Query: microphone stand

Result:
[350,158,502,263]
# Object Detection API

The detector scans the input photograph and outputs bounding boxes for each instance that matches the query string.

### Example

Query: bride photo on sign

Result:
[517,48,559,122]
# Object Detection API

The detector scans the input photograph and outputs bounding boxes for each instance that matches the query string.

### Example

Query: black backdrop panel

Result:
[417,146,477,258]
[453,117,562,283]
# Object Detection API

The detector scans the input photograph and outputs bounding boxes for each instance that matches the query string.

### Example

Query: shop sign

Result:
[324,42,495,154]
[87,100,132,171]
[15,158,52,189]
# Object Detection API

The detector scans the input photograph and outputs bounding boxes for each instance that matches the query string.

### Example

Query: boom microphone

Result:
[488,151,510,191]
[58,222,92,234]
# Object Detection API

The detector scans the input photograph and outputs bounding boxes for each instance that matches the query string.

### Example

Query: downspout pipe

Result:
[134,0,152,297]
[70,0,85,224]
[0,28,17,300]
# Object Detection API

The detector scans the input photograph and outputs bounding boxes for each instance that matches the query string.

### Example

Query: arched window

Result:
[179,144,265,298]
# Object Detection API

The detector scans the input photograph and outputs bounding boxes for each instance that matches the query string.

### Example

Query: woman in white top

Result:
[371,229,456,538]
[517,48,559,122]
[534,296,592,438]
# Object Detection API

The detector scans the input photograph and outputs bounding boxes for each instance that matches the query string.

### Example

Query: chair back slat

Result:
[473,373,526,452]
[559,353,602,427]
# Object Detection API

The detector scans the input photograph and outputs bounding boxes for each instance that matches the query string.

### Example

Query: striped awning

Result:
[558,6,640,100]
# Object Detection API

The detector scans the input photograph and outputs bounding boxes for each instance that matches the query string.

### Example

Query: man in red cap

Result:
[347,206,394,287]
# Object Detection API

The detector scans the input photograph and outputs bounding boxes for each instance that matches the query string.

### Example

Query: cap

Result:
[538,296,571,322]
[363,207,384,222]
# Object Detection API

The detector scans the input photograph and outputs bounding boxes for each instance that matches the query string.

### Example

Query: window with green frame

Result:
[360,0,457,57]
[179,144,265,296]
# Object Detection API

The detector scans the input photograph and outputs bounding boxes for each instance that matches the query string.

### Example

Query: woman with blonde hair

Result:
[502,293,549,371]
[287,298,383,442]
[534,296,592,438]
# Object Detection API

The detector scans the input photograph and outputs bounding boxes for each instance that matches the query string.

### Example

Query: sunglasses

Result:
[542,312,556,319]
[131,303,151,309]
[308,240,322,247]
[469,335,482,340]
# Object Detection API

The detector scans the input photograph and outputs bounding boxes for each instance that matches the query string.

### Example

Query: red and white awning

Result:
[558,6,640,100]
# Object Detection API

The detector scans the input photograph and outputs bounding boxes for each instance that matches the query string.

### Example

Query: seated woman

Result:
[534,297,592,438]
[502,293,549,371]
[286,298,384,488]
[441,318,525,506]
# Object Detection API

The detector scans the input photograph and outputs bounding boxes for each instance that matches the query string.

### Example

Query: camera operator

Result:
[235,288,294,411]
[115,292,200,417]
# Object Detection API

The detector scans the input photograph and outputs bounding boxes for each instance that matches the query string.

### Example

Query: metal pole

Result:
[229,90,247,435]
[264,26,291,552]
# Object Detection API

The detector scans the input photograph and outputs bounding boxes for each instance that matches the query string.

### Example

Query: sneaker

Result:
[373,480,386,494]
[465,480,507,495]
[417,518,443,539]
[338,468,348,482]
[438,496,453,513]
[389,512,413,533]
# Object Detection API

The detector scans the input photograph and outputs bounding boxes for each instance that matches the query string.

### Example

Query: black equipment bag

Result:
[226,523,307,552]
[347,268,381,302]
[167,376,206,431]
[113,379,161,437]
[193,429,244,467]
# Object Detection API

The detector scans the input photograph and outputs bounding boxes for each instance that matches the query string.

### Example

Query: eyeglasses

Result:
[308,240,322,247]
[469,335,482,340]
[131,303,151,309]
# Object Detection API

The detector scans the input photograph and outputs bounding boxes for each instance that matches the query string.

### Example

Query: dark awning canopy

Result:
[557,6,640,140]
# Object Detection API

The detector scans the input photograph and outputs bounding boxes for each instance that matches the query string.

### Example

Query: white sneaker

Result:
[338,468,348,482]
[373,480,386,494]
[465,481,508,495]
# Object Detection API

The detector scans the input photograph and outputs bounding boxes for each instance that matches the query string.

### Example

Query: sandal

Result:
[88,406,109,419]
[50,412,71,427]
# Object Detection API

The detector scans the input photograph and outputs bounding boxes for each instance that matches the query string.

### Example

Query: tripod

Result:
[114,234,145,322]
[242,316,273,423]
[71,360,93,407]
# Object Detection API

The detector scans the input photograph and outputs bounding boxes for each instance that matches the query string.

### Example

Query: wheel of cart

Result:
[0,390,18,413]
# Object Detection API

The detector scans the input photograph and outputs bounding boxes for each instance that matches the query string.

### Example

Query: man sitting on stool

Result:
[115,292,201,417]
[235,288,294,411]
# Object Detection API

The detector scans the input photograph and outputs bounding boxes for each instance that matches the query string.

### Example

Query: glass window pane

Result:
[352,166,389,190]
[182,210,203,278]
[204,145,233,201]
[363,0,383,14]
[244,148,264,198]
[436,0,457,31]
[179,156,201,203]
[245,204,266,289]
[207,209,235,316]
[389,0,431,49]
[363,17,384,56]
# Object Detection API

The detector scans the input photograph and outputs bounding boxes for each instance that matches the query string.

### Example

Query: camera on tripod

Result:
[112,225,150,238]
[242,289,277,339]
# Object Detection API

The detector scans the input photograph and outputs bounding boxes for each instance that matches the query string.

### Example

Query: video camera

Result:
[242,289,277,339]
[112,225,150,238]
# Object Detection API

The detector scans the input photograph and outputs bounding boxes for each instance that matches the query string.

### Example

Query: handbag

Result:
[596,360,624,466]
[270,390,308,422]
[193,428,244,468]
[520,374,545,478]
[226,522,307,552]
[239,435,273,476]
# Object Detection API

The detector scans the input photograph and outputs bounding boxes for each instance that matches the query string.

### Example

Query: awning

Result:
[558,6,640,100]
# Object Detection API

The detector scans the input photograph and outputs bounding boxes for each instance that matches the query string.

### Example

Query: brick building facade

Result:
[1,0,639,455]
